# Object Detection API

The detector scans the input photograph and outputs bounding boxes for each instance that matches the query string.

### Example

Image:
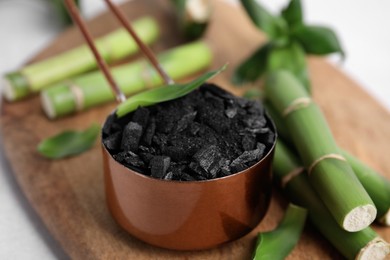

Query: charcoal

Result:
[163,172,174,180]
[121,122,143,152]
[152,133,168,151]
[231,148,264,167]
[103,84,275,181]
[113,151,145,168]
[175,111,197,132]
[103,131,122,151]
[132,107,150,129]
[241,134,256,151]
[225,105,238,118]
[143,118,156,145]
[189,122,201,136]
[102,113,115,136]
[150,156,171,179]
[180,172,196,181]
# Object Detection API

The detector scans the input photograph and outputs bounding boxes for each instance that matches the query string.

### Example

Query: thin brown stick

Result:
[104,0,174,85]
[64,0,126,103]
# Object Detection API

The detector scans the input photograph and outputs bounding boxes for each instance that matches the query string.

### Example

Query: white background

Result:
[0,0,389,259]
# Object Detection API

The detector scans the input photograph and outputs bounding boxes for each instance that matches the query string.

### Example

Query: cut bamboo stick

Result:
[265,70,376,232]
[3,17,159,101]
[274,141,390,260]
[264,101,390,225]
[41,41,212,119]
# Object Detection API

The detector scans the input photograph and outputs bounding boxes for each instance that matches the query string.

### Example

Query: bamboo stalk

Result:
[264,101,390,225]
[3,16,159,101]
[274,141,390,260]
[41,41,212,119]
[171,0,212,40]
[265,70,376,232]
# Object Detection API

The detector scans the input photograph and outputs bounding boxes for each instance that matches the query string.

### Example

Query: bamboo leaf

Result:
[293,25,345,57]
[116,64,227,117]
[281,0,303,27]
[253,204,307,260]
[239,0,283,39]
[267,41,310,91]
[232,43,271,85]
[37,123,100,159]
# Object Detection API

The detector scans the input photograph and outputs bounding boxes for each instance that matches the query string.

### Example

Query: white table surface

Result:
[0,0,389,259]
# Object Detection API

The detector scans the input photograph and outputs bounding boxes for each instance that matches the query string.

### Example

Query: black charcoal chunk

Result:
[189,162,209,178]
[121,122,143,152]
[256,143,266,154]
[152,133,168,151]
[102,113,115,136]
[150,156,171,179]
[163,172,174,180]
[189,122,201,136]
[175,111,197,132]
[103,131,122,151]
[113,151,145,168]
[241,134,256,151]
[143,118,156,145]
[230,148,264,169]
[225,105,238,118]
[230,163,247,173]
[247,100,264,115]
[192,145,223,178]
[242,115,267,129]
[132,107,150,129]
[180,172,196,181]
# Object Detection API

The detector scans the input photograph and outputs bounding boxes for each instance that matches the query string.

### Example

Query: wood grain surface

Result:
[1,0,390,259]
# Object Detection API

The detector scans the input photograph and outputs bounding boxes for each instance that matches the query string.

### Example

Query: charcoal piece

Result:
[103,131,122,151]
[256,143,266,154]
[202,83,235,100]
[247,100,265,115]
[180,172,196,181]
[150,156,171,179]
[242,115,267,129]
[198,103,230,134]
[189,162,209,178]
[194,174,208,181]
[192,145,223,178]
[138,146,155,164]
[102,113,115,136]
[121,122,143,152]
[230,163,247,173]
[189,122,201,136]
[225,105,238,118]
[164,136,203,161]
[258,130,275,146]
[241,134,256,151]
[143,118,156,145]
[132,107,150,129]
[231,148,264,167]
[152,133,168,151]
[218,165,231,177]
[175,111,197,132]
[113,151,145,168]
[163,172,174,180]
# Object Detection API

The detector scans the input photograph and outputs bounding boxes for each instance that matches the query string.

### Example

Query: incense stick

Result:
[104,0,174,85]
[64,0,126,103]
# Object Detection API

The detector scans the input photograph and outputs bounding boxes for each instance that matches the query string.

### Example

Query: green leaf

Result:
[116,64,227,117]
[267,41,310,91]
[281,0,303,27]
[232,43,272,85]
[293,25,345,57]
[37,123,100,159]
[239,0,283,39]
[253,204,307,260]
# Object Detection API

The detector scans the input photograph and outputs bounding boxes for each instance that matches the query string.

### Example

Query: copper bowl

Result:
[102,113,276,251]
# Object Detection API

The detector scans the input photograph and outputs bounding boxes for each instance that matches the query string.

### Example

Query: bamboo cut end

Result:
[379,208,390,226]
[2,76,15,101]
[343,205,377,232]
[41,92,56,119]
[356,237,390,260]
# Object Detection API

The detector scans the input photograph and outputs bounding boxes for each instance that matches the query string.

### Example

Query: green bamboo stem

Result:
[265,70,376,232]
[274,141,390,260]
[171,0,212,40]
[264,101,390,225]
[41,41,212,119]
[3,16,159,101]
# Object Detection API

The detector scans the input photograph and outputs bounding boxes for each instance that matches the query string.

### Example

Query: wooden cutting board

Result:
[1,0,390,259]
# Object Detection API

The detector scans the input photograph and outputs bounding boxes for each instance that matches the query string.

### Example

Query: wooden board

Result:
[1,0,390,259]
